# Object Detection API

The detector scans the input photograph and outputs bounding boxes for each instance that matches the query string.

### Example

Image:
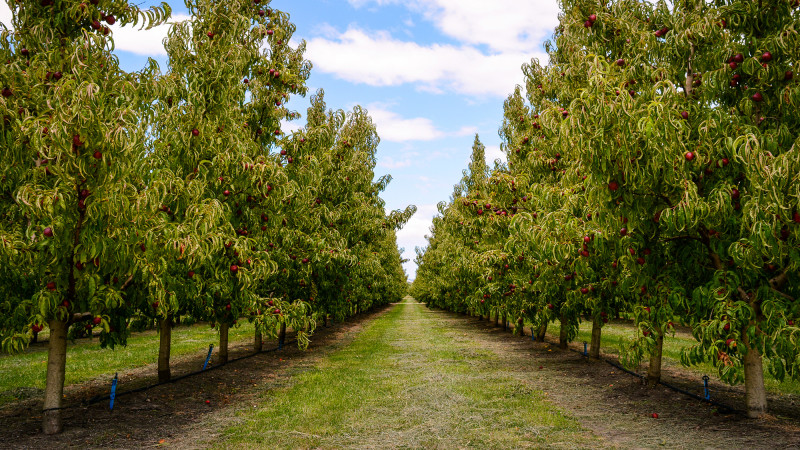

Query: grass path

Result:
[216,298,596,448]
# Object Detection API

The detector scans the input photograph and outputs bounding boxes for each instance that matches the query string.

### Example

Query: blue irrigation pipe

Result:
[82,338,297,408]
[467,311,740,415]
[202,344,214,371]
[109,373,118,411]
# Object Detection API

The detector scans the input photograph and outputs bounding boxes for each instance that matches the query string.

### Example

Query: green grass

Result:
[0,321,255,405]
[545,320,800,396]
[218,298,596,449]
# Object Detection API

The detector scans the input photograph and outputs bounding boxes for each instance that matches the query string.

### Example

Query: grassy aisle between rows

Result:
[217,298,596,448]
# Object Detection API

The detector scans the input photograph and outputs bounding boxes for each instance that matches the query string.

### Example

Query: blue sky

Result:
[1,0,561,278]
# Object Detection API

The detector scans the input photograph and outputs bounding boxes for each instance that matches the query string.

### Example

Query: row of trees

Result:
[412,0,799,419]
[0,0,413,434]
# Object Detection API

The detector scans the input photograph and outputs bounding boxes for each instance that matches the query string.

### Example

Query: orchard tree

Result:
[0,0,170,434]
[151,0,313,365]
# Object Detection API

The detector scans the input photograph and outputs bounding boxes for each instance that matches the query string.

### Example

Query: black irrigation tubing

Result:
[41,338,298,413]
[481,316,742,415]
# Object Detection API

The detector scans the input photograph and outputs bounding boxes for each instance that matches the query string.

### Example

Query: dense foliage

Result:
[0,0,413,434]
[413,0,799,419]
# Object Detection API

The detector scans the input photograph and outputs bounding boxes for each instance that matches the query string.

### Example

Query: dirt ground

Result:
[451,311,800,448]
[2,302,799,449]
[0,306,392,449]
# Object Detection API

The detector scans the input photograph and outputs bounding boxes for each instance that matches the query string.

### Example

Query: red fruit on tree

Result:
[192,128,199,136]
[188,271,195,278]
[752,92,763,102]
[47,282,56,291]
[733,53,744,63]
[760,51,772,62]
[785,71,794,81]
[43,227,53,237]
[616,58,625,67]
[608,181,619,191]
[588,14,597,22]
[547,304,554,310]
[105,14,116,25]
[685,151,695,161]
[230,265,239,274]
[680,111,689,120]
[731,188,740,199]
[620,227,627,236]
[93,317,102,325]
[93,151,102,159]
[793,211,800,223]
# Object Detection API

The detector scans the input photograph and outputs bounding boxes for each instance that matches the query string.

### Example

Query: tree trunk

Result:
[157,316,172,383]
[254,327,263,353]
[219,322,229,364]
[743,327,768,418]
[323,314,328,327]
[559,313,568,349]
[278,322,287,348]
[646,330,664,386]
[516,318,524,336]
[32,330,39,343]
[590,316,602,359]
[501,313,507,331]
[535,321,548,342]
[42,318,68,435]
[494,311,499,327]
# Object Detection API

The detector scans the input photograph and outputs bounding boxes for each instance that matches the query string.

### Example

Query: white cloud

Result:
[280,118,304,135]
[306,27,540,97]
[1,2,13,29]
[348,0,560,53]
[366,104,477,143]
[0,4,189,57]
[111,14,192,57]
[379,156,414,169]
[484,145,507,164]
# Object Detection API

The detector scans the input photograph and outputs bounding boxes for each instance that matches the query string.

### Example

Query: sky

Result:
[0,0,561,279]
